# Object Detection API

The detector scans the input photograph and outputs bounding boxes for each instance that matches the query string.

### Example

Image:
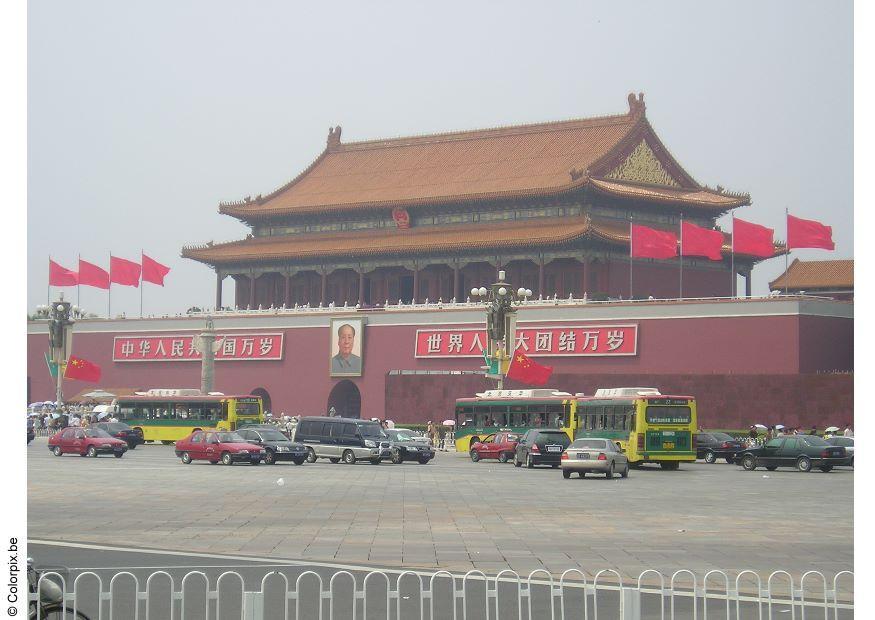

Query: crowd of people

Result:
[742,423,853,445]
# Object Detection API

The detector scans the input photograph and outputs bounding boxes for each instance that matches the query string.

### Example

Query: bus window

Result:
[490,406,509,427]
[546,404,564,428]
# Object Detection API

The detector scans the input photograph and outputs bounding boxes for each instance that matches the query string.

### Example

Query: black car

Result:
[695,432,744,463]
[384,429,435,464]
[736,435,846,472]
[236,427,308,465]
[513,429,571,468]
[92,422,145,449]
[27,419,35,444]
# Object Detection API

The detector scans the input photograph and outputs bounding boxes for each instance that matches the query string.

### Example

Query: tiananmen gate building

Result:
[27,94,853,428]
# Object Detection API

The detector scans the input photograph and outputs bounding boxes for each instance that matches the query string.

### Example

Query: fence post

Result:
[242,591,265,620]
[621,587,641,620]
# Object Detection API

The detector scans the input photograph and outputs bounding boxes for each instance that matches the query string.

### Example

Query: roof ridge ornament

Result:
[627,92,645,117]
[327,126,343,151]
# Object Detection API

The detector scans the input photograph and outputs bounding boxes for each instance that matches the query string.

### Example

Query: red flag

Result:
[787,214,834,250]
[733,218,774,258]
[110,255,141,287]
[142,254,171,286]
[506,350,553,386]
[49,259,78,286]
[78,258,110,289]
[64,355,101,382]
[631,224,677,259]
[681,221,723,260]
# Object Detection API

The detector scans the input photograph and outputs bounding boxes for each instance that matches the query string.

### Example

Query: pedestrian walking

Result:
[843,423,854,438]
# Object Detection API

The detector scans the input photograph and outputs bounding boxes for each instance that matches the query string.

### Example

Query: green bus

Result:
[453,389,574,452]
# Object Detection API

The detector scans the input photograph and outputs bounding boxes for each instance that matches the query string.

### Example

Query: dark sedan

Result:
[384,429,435,464]
[736,435,846,472]
[92,422,145,449]
[695,432,744,463]
[236,427,308,465]
[513,429,571,468]
[27,419,35,444]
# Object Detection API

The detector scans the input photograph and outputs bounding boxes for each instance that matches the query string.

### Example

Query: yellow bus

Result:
[566,388,697,469]
[453,389,575,452]
[112,389,264,443]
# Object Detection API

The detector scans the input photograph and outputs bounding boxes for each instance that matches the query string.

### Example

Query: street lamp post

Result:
[471,270,532,390]
[36,295,78,408]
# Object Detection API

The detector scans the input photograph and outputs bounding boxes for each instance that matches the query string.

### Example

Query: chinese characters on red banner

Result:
[113,333,284,362]
[414,325,638,358]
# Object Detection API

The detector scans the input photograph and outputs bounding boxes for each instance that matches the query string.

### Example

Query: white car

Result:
[560,438,629,479]
[825,436,854,466]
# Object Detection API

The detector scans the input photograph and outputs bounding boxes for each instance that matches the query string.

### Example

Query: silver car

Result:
[560,438,629,479]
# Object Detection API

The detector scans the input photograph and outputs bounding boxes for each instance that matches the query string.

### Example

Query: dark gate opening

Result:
[327,380,361,419]
[250,387,272,414]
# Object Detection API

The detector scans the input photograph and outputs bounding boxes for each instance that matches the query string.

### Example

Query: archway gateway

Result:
[327,380,362,419]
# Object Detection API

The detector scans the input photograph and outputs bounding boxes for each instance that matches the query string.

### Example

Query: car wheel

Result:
[526,454,534,469]
[181,452,192,464]
[704,450,716,464]
[392,450,404,465]
[263,450,275,465]
[221,452,233,466]
[742,454,757,471]
[342,450,356,465]
[498,452,509,463]
[114,452,124,458]
[562,469,571,479]
[766,465,778,471]
[513,454,521,468]
[52,446,62,457]
[606,463,614,479]
[293,458,306,465]
[306,448,317,463]
[621,463,629,478]
[87,446,97,458]
[329,458,341,464]
[796,456,812,472]
[819,465,833,472]
[469,450,480,463]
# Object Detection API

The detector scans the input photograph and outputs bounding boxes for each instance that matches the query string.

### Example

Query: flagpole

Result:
[140,250,144,318]
[629,216,635,299]
[47,256,51,305]
[679,214,684,299]
[77,253,81,309]
[730,213,735,297]
[784,207,789,295]
[108,253,112,319]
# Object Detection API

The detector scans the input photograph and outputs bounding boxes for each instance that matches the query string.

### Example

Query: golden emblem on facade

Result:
[607,140,679,187]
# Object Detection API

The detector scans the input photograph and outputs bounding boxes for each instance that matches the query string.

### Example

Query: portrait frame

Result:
[329,317,364,377]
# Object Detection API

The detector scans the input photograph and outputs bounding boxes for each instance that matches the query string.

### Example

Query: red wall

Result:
[27,309,852,424]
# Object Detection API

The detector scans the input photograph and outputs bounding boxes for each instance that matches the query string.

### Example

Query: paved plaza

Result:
[28,438,853,583]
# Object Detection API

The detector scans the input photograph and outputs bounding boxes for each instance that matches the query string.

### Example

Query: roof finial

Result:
[327,126,342,150]
[627,92,645,116]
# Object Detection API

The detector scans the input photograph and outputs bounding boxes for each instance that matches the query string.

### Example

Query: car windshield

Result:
[257,430,289,441]
[799,435,828,447]
[216,432,246,443]
[389,430,416,441]
[712,432,734,441]
[570,439,607,449]
[537,432,570,445]
[102,423,128,432]
[84,428,112,438]
[356,423,386,439]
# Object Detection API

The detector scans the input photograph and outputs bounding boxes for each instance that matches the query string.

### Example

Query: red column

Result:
[215,272,222,310]
[249,275,256,308]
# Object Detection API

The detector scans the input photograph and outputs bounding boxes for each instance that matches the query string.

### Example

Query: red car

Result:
[470,432,521,463]
[48,427,128,458]
[174,430,266,465]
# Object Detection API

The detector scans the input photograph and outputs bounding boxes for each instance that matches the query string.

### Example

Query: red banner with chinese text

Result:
[113,333,284,362]
[414,325,638,358]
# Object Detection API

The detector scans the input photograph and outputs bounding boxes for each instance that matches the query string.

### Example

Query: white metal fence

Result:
[32,567,854,620]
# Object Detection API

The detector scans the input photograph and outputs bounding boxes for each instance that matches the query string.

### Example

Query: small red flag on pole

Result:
[141,254,171,286]
[631,224,678,259]
[732,219,774,258]
[506,350,553,386]
[78,258,110,289]
[49,259,78,286]
[110,256,142,287]
[64,355,102,383]
[787,214,835,250]
[681,221,724,260]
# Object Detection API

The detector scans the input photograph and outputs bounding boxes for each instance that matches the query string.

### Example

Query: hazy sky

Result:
[27,0,853,317]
